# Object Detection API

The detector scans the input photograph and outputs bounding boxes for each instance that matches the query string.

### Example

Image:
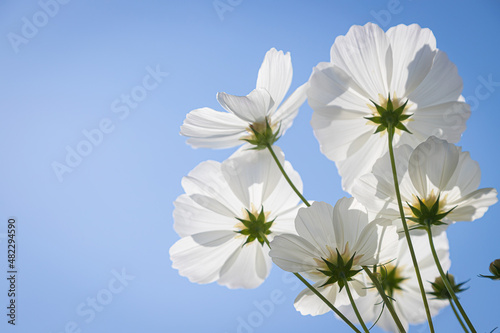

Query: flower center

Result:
[241,117,280,150]
[429,274,468,299]
[380,264,408,298]
[234,206,274,246]
[365,93,412,136]
[406,191,454,229]
[313,244,362,290]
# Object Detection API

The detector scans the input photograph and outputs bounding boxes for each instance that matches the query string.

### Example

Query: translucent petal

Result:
[170,231,240,285]
[217,88,274,123]
[330,22,392,98]
[386,24,437,97]
[256,48,293,113]
[218,241,271,289]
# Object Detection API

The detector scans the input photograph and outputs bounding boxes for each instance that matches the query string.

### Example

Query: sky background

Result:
[0,0,499,332]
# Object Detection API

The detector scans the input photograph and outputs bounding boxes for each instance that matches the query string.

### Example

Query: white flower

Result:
[337,232,450,332]
[170,147,303,289]
[308,23,470,192]
[181,48,308,149]
[352,136,498,232]
[269,198,398,315]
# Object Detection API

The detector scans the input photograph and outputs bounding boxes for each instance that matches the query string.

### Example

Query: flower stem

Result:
[386,125,435,333]
[363,266,406,333]
[294,273,362,333]
[450,299,470,333]
[342,277,369,333]
[266,144,310,207]
[425,226,476,333]
[262,238,361,333]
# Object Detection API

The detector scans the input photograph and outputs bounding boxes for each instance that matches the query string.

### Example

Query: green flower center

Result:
[241,117,280,150]
[380,264,408,298]
[406,192,455,229]
[235,207,274,246]
[314,245,362,291]
[429,273,468,299]
[365,93,412,136]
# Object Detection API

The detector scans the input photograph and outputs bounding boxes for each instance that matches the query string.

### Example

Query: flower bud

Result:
[488,259,500,280]
[479,259,500,280]
[429,273,468,300]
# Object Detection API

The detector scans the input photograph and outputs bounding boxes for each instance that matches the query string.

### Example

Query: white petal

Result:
[170,231,240,285]
[408,136,460,195]
[269,234,324,272]
[352,173,398,217]
[218,241,271,289]
[330,22,392,98]
[256,48,293,111]
[308,63,370,113]
[221,148,282,209]
[444,149,481,196]
[332,197,369,250]
[269,205,302,235]
[263,157,303,214]
[408,51,464,108]
[181,160,241,217]
[272,82,308,135]
[173,194,237,237]
[181,107,249,149]
[336,289,379,327]
[310,108,372,165]
[386,24,437,97]
[217,88,274,123]
[294,283,339,316]
[447,188,498,222]
[407,101,470,144]
[359,219,399,266]
[336,132,388,192]
[294,201,337,253]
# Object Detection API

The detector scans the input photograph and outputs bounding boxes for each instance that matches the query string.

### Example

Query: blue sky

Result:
[0,1,499,332]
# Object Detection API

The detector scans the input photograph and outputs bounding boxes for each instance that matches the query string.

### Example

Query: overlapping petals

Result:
[337,233,450,332]
[181,48,308,149]
[308,23,470,191]
[269,198,398,315]
[170,147,303,289]
[352,136,497,232]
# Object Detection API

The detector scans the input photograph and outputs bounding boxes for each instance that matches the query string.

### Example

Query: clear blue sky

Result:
[0,1,499,332]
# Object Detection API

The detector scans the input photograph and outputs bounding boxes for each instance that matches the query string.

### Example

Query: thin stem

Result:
[363,266,406,333]
[262,238,361,333]
[450,299,470,333]
[266,144,310,207]
[426,226,476,333]
[386,125,435,333]
[294,273,362,333]
[343,277,369,333]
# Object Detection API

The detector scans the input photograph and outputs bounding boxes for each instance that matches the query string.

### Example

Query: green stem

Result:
[425,226,476,333]
[266,144,310,207]
[450,299,470,333]
[363,267,406,333]
[262,238,361,333]
[343,277,369,333]
[386,125,435,333]
[294,273,362,333]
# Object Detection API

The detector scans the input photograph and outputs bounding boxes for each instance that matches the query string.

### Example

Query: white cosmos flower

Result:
[352,136,498,233]
[337,232,450,332]
[269,198,398,315]
[181,48,308,149]
[170,147,303,289]
[308,23,470,192]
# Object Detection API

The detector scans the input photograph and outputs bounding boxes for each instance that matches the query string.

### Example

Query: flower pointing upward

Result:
[308,23,470,192]
[181,48,307,149]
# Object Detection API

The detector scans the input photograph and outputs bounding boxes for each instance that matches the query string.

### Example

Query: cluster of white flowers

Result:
[171,23,497,332]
